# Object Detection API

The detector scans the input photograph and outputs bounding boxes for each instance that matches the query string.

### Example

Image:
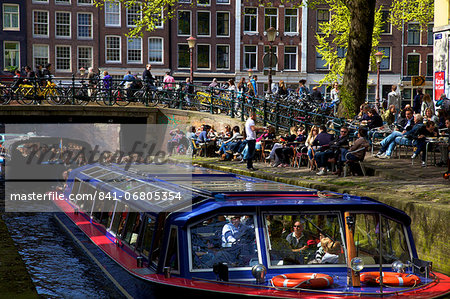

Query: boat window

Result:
[122,212,142,247]
[141,216,156,257]
[77,181,96,214]
[91,193,115,227]
[353,214,410,265]
[151,212,168,266]
[264,213,344,267]
[110,202,129,236]
[164,227,179,272]
[190,214,258,270]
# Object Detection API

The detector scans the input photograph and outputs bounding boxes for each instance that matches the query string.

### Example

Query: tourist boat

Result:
[53,163,450,298]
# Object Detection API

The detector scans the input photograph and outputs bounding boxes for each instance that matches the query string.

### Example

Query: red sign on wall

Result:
[435,71,445,101]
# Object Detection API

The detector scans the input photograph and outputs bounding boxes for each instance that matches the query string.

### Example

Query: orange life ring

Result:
[360,272,421,287]
[271,273,334,289]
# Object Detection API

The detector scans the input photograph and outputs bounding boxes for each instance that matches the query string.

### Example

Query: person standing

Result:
[250,75,258,97]
[388,84,402,118]
[421,93,435,116]
[142,64,155,87]
[330,82,340,115]
[163,71,175,89]
[413,87,423,114]
[245,112,259,171]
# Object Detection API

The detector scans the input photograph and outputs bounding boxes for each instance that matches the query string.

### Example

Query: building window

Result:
[427,54,433,76]
[77,0,93,5]
[3,4,20,30]
[407,54,420,76]
[55,12,71,38]
[427,23,433,45]
[3,42,20,70]
[105,1,121,27]
[127,37,142,63]
[148,38,163,63]
[32,0,48,3]
[178,11,191,36]
[105,36,121,63]
[244,45,257,70]
[216,45,229,69]
[55,45,71,71]
[316,50,328,70]
[77,46,93,69]
[244,7,257,32]
[78,13,92,39]
[55,0,71,4]
[197,12,210,36]
[153,11,163,28]
[316,9,329,33]
[367,85,376,102]
[33,10,49,37]
[197,44,210,69]
[198,0,210,4]
[216,0,229,3]
[407,24,420,45]
[127,4,141,27]
[217,12,229,36]
[33,44,49,70]
[284,46,297,70]
[380,10,391,34]
[285,9,298,34]
[264,8,277,30]
[177,44,189,68]
[378,46,391,70]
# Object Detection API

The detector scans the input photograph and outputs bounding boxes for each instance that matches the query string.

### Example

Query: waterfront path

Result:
[190,154,450,275]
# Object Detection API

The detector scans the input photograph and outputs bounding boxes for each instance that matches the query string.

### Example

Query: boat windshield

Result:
[264,213,345,267]
[190,214,258,270]
[352,213,411,265]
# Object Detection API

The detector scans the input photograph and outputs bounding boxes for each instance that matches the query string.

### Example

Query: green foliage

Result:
[390,0,434,30]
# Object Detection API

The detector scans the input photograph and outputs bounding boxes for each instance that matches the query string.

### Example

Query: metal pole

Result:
[376,62,381,107]
[190,48,194,84]
[379,213,383,294]
[268,42,273,95]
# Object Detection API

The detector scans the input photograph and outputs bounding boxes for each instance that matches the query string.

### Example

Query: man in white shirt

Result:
[387,85,402,119]
[245,112,258,171]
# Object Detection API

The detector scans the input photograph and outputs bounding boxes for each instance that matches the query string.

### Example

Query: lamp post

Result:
[266,27,277,95]
[374,51,383,106]
[187,36,196,84]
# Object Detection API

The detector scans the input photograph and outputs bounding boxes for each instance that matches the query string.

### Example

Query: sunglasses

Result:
[293,225,302,228]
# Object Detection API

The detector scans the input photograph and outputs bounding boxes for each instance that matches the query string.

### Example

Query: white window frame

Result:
[2,4,20,31]
[216,44,230,70]
[380,10,392,35]
[32,44,49,70]
[77,0,93,6]
[264,8,278,30]
[284,8,298,35]
[406,53,420,76]
[196,44,211,70]
[177,43,189,69]
[105,1,121,27]
[127,37,142,64]
[216,11,230,37]
[316,9,329,33]
[243,45,257,70]
[77,46,93,69]
[177,10,191,36]
[197,11,211,37]
[55,11,71,39]
[55,45,72,72]
[55,0,71,5]
[153,10,163,29]
[216,0,230,4]
[407,23,421,46]
[33,10,49,38]
[148,37,164,64]
[244,7,258,34]
[377,46,391,71]
[3,41,20,70]
[77,12,93,39]
[197,0,210,6]
[126,3,142,28]
[105,35,121,64]
[284,46,297,71]
[32,0,49,3]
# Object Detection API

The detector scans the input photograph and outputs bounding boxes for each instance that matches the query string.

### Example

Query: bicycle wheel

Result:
[113,90,130,106]
[0,89,11,105]
[47,88,66,105]
[144,89,159,107]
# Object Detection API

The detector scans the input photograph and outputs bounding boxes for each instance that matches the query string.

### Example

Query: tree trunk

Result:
[339,0,377,117]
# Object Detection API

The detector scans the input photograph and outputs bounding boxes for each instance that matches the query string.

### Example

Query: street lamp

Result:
[374,51,384,106]
[187,36,196,84]
[266,27,277,95]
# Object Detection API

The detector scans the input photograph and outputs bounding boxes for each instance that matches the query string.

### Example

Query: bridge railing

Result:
[0,76,345,132]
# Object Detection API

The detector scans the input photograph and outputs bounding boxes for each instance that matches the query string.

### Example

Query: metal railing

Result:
[0,76,346,132]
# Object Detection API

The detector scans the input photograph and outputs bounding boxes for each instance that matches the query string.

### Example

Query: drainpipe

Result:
[301,0,308,74]
[235,0,242,77]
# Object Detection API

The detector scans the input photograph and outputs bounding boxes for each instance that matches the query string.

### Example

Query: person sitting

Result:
[286,221,308,252]
[315,126,349,176]
[313,125,334,175]
[216,126,243,160]
[268,220,297,265]
[421,93,435,116]
[382,105,397,125]
[424,107,439,124]
[376,108,415,159]
[342,127,370,164]
[411,120,439,167]
[367,108,384,130]
[319,237,342,264]
[221,216,248,247]
[272,126,307,167]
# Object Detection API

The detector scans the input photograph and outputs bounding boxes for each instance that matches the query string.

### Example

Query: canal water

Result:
[3,212,125,299]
